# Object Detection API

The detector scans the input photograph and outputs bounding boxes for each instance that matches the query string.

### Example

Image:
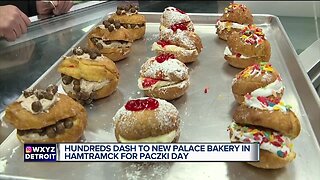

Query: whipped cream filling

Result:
[95,39,131,49]
[17,93,59,114]
[216,21,247,33]
[244,95,289,112]
[74,53,106,61]
[152,42,197,56]
[251,79,284,97]
[63,79,110,94]
[224,46,251,59]
[229,122,291,157]
[138,77,176,90]
[119,130,177,143]
[138,78,189,90]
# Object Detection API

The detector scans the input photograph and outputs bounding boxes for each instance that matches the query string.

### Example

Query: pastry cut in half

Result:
[113,97,180,143]
[138,54,190,100]
[224,25,271,69]
[4,85,87,143]
[58,47,119,104]
[228,95,301,169]
[216,3,253,40]
[110,3,146,41]
[232,62,284,104]
[88,17,133,61]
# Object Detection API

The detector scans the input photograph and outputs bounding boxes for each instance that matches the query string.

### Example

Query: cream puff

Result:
[160,7,194,32]
[216,3,253,40]
[232,63,284,104]
[88,17,133,61]
[152,29,203,63]
[113,97,180,143]
[229,94,301,169]
[58,47,119,104]
[4,85,87,143]
[110,4,146,41]
[224,25,271,68]
[138,54,190,100]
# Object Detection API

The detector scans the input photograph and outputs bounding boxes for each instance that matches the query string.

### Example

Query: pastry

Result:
[160,7,194,32]
[224,25,271,69]
[4,85,87,143]
[58,47,119,104]
[113,97,180,143]
[232,63,284,104]
[88,17,132,61]
[151,29,203,63]
[110,4,146,41]
[138,54,190,100]
[216,3,253,40]
[229,94,301,169]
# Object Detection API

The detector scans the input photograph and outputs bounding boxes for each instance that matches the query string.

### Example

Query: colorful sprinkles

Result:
[236,62,274,79]
[224,3,246,14]
[229,123,291,158]
[245,94,292,111]
[240,24,265,46]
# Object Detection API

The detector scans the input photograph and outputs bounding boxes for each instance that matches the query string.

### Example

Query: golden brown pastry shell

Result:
[216,28,241,41]
[58,54,119,82]
[17,107,87,143]
[110,13,146,24]
[88,39,131,62]
[126,27,146,40]
[4,94,86,130]
[88,26,131,42]
[143,80,190,101]
[224,55,270,69]
[154,49,199,63]
[233,104,301,138]
[227,32,271,59]
[220,6,253,24]
[114,108,180,140]
[248,149,296,169]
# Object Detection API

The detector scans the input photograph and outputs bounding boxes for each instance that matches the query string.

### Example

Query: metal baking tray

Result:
[1,13,320,179]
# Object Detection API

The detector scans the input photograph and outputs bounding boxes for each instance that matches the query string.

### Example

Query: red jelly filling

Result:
[157,40,171,47]
[155,53,175,63]
[175,8,186,14]
[125,98,159,111]
[170,22,188,32]
[142,78,159,88]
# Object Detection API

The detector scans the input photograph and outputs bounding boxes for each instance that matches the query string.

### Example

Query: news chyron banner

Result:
[24,143,259,162]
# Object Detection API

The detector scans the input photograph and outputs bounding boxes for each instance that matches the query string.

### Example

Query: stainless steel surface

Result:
[1,13,320,179]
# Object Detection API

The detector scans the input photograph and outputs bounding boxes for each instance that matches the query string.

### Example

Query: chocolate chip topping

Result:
[90,92,96,100]
[62,75,73,85]
[130,8,136,13]
[35,91,45,100]
[96,43,103,50]
[82,47,90,54]
[116,9,121,15]
[124,5,130,11]
[31,101,42,112]
[85,98,93,104]
[46,84,58,95]
[115,22,121,29]
[46,126,56,138]
[23,90,34,98]
[135,5,139,11]
[117,6,123,10]
[64,119,73,129]
[103,20,111,27]
[56,121,65,134]
[90,52,98,59]
[44,92,54,100]
[76,92,82,100]
[73,85,81,92]
[108,18,115,24]
[73,79,80,86]
[108,25,114,32]
[73,47,84,55]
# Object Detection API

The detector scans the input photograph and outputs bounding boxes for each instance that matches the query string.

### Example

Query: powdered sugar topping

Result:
[160,7,191,26]
[140,57,189,81]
